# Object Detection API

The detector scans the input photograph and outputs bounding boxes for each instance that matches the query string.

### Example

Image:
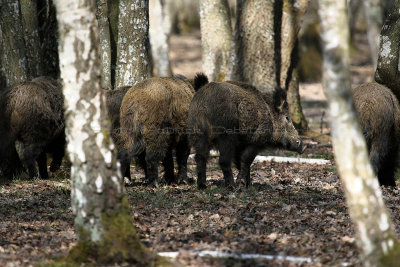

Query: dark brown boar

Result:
[104,86,131,178]
[188,81,304,189]
[119,74,208,186]
[0,76,65,180]
[352,82,400,186]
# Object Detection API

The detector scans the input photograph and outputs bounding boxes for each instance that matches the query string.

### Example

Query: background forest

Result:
[1,0,400,266]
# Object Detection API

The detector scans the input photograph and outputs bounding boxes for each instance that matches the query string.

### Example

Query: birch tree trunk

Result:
[149,0,173,77]
[363,0,383,70]
[0,0,28,85]
[20,0,43,78]
[55,0,158,264]
[96,0,112,89]
[199,0,233,81]
[115,0,150,87]
[230,0,276,90]
[319,0,400,265]
[281,0,308,131]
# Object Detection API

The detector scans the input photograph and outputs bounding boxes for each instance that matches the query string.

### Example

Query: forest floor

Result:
[1,32,397,267]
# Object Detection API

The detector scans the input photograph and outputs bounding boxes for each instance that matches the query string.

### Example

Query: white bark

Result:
[319,0,400,265]
[55,0,123,243]
[149,0,172,77]
[96,0,112,89]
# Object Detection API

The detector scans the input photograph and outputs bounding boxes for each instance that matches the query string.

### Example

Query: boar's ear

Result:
[272,87,287,112]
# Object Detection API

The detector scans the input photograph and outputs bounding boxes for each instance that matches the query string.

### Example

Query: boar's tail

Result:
[194,73,209,92]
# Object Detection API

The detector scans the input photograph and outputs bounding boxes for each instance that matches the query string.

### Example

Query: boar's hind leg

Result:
[377,148,397,186]
[37,152,49,179]
[194,137,210,189]
[176,139,190,184]
[49,133,66,173]
[16,141,42,179]
[162,147,175,184]
[218,140,235,188]
[236,145,258,187]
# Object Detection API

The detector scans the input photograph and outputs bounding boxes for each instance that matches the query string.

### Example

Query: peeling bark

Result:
[230,0,276,90]
[115,0,150,87]
[149,0,173,77]
[0,0,28,85]
[319,0,400,265]
[200,0,233,81]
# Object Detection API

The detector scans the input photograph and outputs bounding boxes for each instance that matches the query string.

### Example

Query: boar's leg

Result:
[162,147,175,184]
[376,147,397,186]
[136,152,147,178]
[118,149,132,180]
[218,140,235,188]
[194,136,210,189]
[144,151,160,187]
[236,145,259,187]
[369,137,396,186]
[49,133,66,173]
[37,152,49,179]
[176,139,190,184]
[16,141,42,179]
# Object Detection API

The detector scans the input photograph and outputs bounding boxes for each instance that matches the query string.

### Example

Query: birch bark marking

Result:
[319,0,400,265]
[200,0,233,81]
[115,0,150,87]
[55,0,123,243]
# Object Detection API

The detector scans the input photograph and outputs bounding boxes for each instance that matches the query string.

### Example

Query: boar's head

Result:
[263,87,305,154]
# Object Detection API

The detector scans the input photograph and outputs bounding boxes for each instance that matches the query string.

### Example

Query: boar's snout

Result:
[289,138,306,154]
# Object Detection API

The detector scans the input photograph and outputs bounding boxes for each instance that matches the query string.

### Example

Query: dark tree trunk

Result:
[0,0,28,85]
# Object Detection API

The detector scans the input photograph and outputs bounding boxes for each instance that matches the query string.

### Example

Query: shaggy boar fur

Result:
[352,82,400,186]
[188,81,304,189]
[0,76,65,180]
[119,74,207,186]
[105,85,131,178]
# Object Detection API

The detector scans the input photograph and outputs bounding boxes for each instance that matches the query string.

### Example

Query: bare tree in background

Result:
[149,0,173,77]
[281,0,309,131]
[96,0,113,89]
[375,2,400,100]
[363,0,383,69]
[319,0,400,265]
[230,0,276,90]
[115,0,150,87]
[55,0,168,264]
[200,0,233,81]
[0,0,28,85]
[20,0,43,78]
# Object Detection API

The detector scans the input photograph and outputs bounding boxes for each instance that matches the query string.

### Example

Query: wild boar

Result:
[0,76,65,180]
[119,74,208,186]
[352,82,400,186]
[188,80,304,189]
[104,86,131,179]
